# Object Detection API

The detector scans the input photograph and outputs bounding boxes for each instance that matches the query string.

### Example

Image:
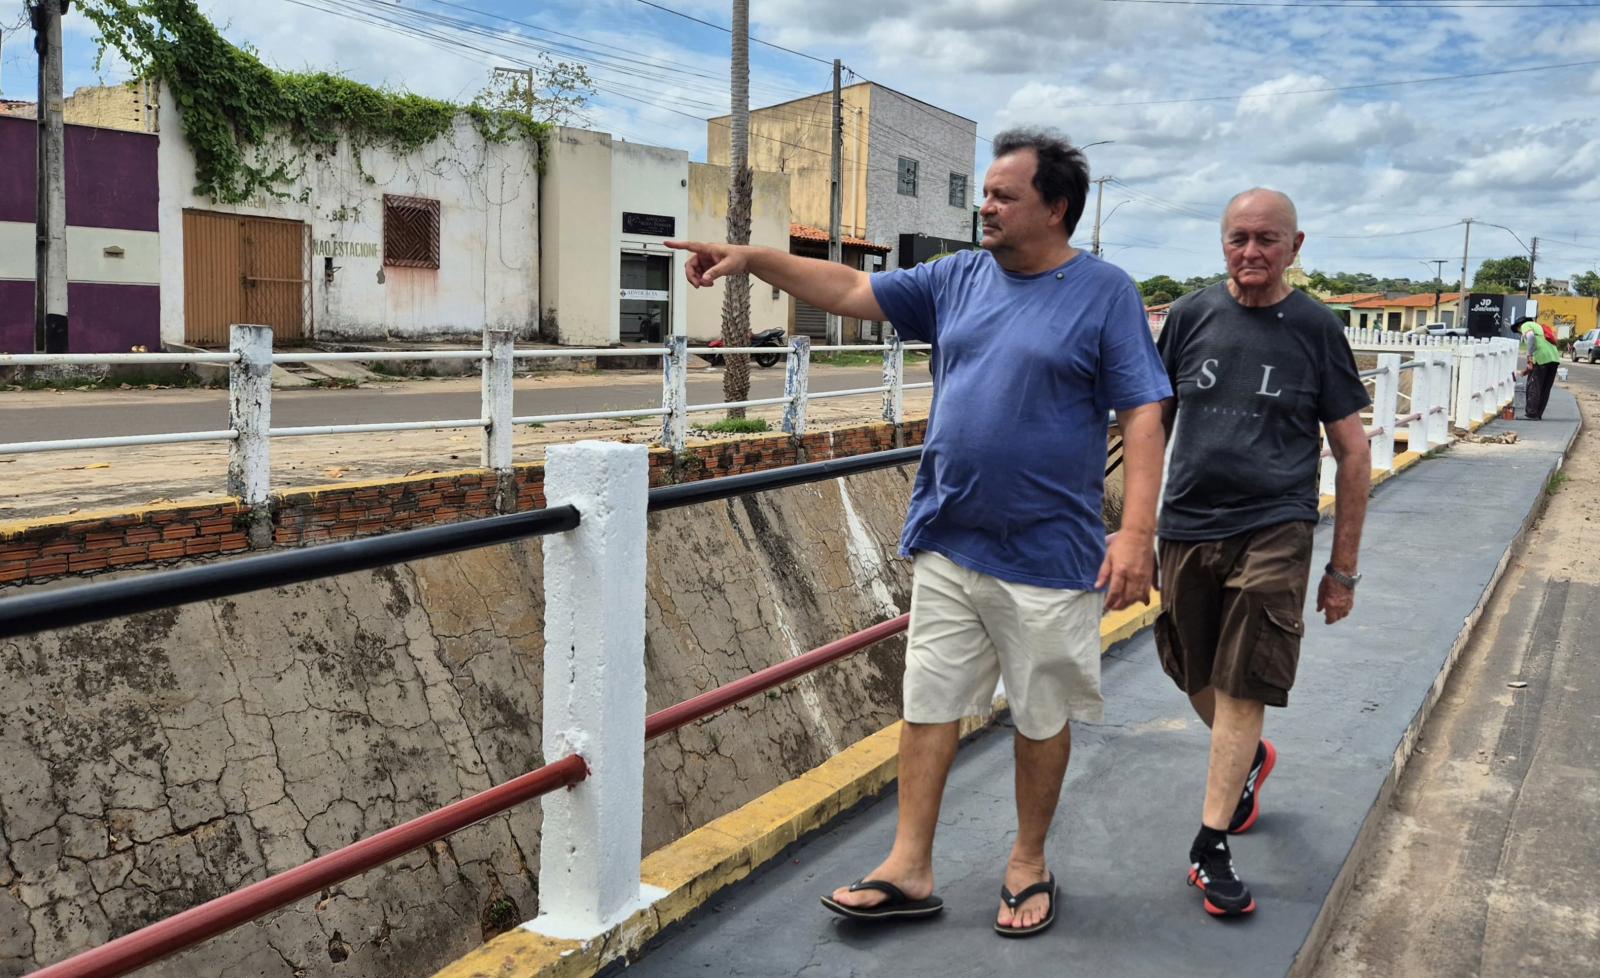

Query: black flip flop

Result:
[820,879,944,921]
[995,873,1058,938]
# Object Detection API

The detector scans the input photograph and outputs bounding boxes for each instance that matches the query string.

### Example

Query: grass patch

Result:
[701,417,770,434]
[813,350,931,369]
[1546,470,1569,495]
[3,373,207,392]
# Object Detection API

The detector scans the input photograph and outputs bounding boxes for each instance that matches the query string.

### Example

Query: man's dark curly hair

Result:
[991,127,1091,239]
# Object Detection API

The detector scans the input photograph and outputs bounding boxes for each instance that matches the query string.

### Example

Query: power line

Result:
[1078,57,1600,107]
[628,0,832,64]
[1313,220,1466,240]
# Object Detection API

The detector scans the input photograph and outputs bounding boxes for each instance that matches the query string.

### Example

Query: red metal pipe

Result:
[646,614,911,740]
[29,753,588,978]
[35,613,913,975]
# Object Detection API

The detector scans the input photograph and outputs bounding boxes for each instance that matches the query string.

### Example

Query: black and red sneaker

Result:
[1228,739,1277,835]
[1188,837,1256,917]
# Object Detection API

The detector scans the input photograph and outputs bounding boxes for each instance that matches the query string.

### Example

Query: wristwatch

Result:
[1325,563,1361,589]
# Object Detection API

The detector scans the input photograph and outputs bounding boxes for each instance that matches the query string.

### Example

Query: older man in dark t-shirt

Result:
[1155,188,1372,919]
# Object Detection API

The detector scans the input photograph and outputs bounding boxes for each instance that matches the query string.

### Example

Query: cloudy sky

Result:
[5,0,1599,282]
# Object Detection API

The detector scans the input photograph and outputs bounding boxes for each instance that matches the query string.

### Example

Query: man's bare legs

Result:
[1188,687,1264,829]
[829,718,1072,929]
[997,722,1071,931]
[829,720,958,908]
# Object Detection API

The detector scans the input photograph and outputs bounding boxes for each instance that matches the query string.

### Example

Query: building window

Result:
[897,157,919,197]
[383,194,441,269]
[948,173,967,208]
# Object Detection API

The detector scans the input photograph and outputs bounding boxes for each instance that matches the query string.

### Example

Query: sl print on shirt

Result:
[1156,284,1370,541]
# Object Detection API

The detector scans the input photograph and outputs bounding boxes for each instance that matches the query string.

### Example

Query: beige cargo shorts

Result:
[902,550,1104,739]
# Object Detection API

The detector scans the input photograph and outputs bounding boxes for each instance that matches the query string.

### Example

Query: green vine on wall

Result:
[79,0,548,203]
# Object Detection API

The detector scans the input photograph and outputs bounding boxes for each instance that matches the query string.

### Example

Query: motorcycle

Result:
[700,328,786,369]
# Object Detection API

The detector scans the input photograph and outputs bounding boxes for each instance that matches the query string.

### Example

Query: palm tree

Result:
[720,0,752,419]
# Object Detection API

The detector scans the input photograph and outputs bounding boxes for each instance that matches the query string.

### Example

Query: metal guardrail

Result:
[9,442,925,978]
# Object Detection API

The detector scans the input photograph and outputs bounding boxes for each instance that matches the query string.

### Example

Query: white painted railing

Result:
[0,329,935,517]
[1319,330,1519,494]
[3,325,1520,517]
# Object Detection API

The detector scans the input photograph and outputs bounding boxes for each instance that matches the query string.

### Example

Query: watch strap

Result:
[1325,562,1361,588]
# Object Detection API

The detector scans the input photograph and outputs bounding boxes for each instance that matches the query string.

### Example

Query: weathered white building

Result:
[155,84,541,348]
[540,127,790,347]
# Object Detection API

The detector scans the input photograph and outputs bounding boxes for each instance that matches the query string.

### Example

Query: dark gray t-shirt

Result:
[1157,283,1370,541]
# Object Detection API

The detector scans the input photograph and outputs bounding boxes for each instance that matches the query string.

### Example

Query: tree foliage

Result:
[77,0,557,202]
[1472,255,1532,293]
[471,58,594,127]
[1136,273,1224,303]
[1572,271,1600,298]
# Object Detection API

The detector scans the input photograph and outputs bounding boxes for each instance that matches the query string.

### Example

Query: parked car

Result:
[1571,328,1599,363]
[1406,322,1467,338]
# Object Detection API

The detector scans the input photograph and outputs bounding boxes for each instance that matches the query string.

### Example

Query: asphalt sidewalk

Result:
[619,388,1581,978]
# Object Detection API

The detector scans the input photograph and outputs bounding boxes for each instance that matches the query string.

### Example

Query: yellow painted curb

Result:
[431,447,1442,978]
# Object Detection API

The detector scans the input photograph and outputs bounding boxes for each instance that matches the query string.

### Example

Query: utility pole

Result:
[1426,259,1447,323]
[826,58,843,347]
[1528,236,1538,298]
[31,0,68,354]
[1459,218,1473,330]
[719,0,752,418]
[493,66,535,115]
[1090,176,1111,257]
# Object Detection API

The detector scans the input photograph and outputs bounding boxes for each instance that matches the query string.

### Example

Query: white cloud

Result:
[34,0,1600,280]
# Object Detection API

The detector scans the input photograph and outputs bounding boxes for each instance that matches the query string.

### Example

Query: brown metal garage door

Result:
[183,211,308,346]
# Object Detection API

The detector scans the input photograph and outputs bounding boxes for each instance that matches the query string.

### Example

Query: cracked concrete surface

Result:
[0,469,915,977]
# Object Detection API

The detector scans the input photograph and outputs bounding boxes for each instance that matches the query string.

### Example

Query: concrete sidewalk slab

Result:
[620,388,1580,978]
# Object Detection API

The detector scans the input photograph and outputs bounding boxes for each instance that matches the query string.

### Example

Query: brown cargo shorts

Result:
[1154,521,1315,708]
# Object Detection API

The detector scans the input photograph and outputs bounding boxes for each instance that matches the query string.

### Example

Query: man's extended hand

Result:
[1096,530,1155,612]
[665,240,749,288]
[1316,573,1355,625]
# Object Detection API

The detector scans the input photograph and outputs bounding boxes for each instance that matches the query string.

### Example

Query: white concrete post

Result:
[781,335,810,437]
[1405,360,1430,455]
[1427,351,1452,447]
[534,441,651,938]
[882,337,904,425]
[227,324,273,548]
[1372,353,1400,471]
[1475,344,1492,421]
[1497,340,1514,410]
[659,335,687,454]
[1319,430,1337,496]
[1452,343,1476,430]
[481,329,515,509]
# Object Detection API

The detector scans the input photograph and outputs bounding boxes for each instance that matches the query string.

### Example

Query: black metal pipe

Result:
[0,445,930,640]
[646,446,923,513]
[0,505,580,640]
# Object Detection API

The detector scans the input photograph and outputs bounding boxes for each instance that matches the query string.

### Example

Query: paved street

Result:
[8,363,931,442]
[618,385,1584,978]
[1310,360,1600,978]
[0,364,933,521]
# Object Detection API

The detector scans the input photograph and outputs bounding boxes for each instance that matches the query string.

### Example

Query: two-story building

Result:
[707,82,976,340]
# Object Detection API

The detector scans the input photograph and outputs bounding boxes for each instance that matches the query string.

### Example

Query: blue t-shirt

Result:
[872,249,1172,590]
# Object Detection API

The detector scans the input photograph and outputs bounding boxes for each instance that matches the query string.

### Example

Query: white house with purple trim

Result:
[0,114,161,354]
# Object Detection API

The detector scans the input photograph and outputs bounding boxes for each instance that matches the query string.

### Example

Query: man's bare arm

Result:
[666,241,885,321]
[1319,412,1371,624]
[1097,401,1167,610]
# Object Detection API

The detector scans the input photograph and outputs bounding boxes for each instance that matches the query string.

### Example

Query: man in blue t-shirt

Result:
[668,129,1170,938]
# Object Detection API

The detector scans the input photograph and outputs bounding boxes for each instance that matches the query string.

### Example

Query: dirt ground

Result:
[1310,366,1600,978]
[0,374,934,524]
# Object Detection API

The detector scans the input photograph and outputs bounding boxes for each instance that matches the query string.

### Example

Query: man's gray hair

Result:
[1222,188,1299,233]
[991,127,1091,237]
